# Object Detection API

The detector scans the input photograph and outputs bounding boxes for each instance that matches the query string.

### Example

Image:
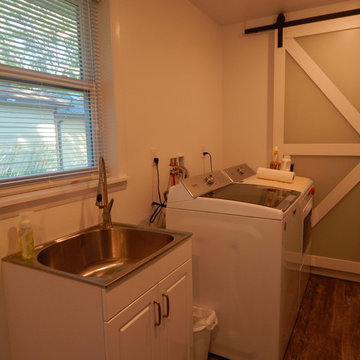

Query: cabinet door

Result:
[105,285,160,360]
[159,260,193,360]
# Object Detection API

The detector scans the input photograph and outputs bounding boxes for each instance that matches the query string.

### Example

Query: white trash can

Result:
[193,306,218,360]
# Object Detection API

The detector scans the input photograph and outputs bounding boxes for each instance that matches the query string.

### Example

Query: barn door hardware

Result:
[245,8,360,48]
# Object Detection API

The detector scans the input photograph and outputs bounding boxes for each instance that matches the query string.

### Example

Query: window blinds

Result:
[0,0,103,185]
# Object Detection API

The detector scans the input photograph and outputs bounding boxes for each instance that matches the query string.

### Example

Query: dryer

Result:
[166,166,313,360]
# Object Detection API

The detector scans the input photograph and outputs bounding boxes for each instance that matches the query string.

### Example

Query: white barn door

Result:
[273,15,360,272]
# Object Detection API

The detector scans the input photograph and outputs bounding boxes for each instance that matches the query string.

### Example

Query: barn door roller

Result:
[245,9,360,48]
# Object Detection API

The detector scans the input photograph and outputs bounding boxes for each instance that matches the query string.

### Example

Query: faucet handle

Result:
[108,198,114,213]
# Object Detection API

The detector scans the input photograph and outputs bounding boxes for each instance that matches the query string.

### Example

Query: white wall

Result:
[223,23,273,170]
[108,0,223,225]
[0,0,223,358]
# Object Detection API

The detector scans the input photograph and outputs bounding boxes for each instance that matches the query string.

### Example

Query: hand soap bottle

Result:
[19,212,35,260]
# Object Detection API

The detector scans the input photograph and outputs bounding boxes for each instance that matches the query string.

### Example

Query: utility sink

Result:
[3,223,191,287]
[38,227,174,277]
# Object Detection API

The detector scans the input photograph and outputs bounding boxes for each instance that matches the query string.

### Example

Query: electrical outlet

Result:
[150,147,158,165]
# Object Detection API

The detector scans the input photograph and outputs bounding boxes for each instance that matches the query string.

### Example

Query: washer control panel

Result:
[223,163,255,182]
[181,170,232,198]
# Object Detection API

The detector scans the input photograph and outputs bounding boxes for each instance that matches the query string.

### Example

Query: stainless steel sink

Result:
[3,223,191,287]
[37,227,173,278]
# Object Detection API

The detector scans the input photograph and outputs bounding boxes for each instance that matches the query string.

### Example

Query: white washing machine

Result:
[166,165,313,360]
[225,164,314,310]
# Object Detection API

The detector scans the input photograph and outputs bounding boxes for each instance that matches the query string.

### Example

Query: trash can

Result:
[193,306,218,360]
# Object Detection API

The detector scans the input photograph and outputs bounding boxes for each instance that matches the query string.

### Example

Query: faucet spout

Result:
[96,156,114,229]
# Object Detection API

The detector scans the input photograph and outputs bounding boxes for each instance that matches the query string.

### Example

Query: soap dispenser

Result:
[19,212,35,260]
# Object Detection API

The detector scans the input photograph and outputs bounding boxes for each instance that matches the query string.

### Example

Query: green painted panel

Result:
[284,54,360,144]
[291,155,360,206]
[296,28,360,113]
[310,183,360,262]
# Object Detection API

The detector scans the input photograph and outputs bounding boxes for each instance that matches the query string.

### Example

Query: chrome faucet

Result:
[96,156,114,229]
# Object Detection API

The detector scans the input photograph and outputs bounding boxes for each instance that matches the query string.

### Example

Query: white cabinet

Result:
[2,239,192,360]
[105,260,192,360]
[106,285,160,360]
[159,266,191,360]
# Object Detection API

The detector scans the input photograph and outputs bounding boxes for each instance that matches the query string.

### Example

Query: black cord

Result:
[203,152,213,172]
[155,159,162,204]
[150,160,167,223]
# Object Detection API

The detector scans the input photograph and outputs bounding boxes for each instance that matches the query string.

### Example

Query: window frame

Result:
[0,0,101,183]
[0,0,125,215]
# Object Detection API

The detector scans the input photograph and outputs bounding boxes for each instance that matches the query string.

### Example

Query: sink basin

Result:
[3,223,191,287]
[37,227,174,278]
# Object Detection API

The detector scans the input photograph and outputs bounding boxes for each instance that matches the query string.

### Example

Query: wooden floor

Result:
[284,274,360,360]
[208,275,360,360]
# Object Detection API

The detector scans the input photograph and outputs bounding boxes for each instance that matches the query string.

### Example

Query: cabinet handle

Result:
[154,301,162,326]
[162,294,170,318]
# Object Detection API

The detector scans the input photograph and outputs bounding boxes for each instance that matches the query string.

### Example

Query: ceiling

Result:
[188,0,347,25]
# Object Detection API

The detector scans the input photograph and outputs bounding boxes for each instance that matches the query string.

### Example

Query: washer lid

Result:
[201,183,300,212]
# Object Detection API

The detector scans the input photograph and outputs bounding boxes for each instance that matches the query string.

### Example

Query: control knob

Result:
[204,174,215,185]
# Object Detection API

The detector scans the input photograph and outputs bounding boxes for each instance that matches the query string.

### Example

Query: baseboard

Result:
[309,255,360,283]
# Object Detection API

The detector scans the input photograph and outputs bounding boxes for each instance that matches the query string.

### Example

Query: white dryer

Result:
[166,166,313,360]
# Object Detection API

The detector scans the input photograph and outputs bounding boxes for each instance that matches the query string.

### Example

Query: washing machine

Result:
[166,165,313,360]
[224,164,314,309]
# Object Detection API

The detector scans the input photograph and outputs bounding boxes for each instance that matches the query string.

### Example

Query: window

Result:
[0,0,102,186]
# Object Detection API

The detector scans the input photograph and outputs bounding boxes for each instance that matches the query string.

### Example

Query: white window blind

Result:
[0,0,103,186]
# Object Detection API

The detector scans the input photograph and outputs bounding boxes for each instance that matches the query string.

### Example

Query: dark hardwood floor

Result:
[284,274,360,360]
[208,275,360,360]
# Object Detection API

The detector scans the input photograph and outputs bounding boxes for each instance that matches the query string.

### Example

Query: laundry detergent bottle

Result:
[19,212,35,260]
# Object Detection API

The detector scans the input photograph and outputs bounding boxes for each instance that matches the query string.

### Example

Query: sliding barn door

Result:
[273,15,360,264]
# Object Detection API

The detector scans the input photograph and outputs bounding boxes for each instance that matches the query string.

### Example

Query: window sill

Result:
[0,176,128,220]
